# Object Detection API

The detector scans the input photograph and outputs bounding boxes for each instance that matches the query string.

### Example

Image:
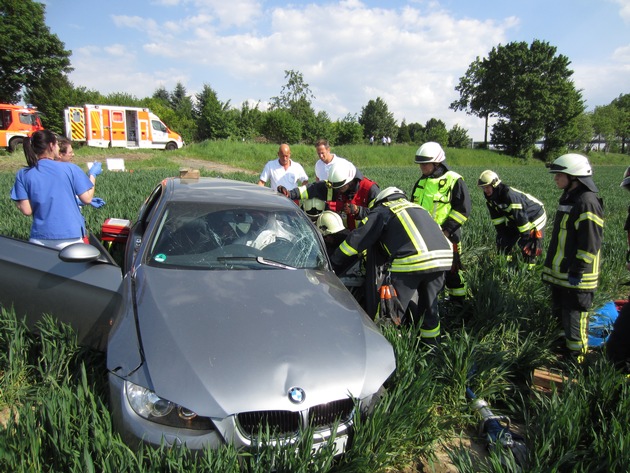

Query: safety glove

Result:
[90,197,106,208]
[89,161,103,177]
[276,185,290,197]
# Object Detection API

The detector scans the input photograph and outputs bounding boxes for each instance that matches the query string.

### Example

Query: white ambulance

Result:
[64,104,184,150]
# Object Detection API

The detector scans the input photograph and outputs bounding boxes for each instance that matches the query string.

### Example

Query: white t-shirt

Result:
[259,159,308,191]
[315,154,351,181]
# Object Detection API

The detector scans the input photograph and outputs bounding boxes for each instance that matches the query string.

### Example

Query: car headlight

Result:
[125,381,215,430]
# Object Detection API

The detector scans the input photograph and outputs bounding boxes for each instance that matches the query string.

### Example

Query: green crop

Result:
[1,145,629,471]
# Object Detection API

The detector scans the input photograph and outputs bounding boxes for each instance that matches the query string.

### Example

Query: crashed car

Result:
[0,177,396,453]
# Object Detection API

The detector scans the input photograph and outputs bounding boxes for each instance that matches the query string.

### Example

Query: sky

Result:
[43,0,630,141]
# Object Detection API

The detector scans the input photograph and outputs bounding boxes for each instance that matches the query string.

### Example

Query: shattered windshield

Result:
[147,202,327,270]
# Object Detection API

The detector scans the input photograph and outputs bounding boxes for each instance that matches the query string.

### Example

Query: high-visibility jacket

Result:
[542,185,604,291]
[289,171,379,229]
[332,198,453,273]
[485,183,547,240]
[410,164,471,243]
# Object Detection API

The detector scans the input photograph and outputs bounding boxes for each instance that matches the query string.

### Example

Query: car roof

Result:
[163,177,296,209]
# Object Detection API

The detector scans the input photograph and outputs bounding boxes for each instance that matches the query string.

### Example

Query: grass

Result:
[1,142,629,471]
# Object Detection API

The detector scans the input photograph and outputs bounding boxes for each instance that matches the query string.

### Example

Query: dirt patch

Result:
[171,157,257,176]
[0,152,256,176]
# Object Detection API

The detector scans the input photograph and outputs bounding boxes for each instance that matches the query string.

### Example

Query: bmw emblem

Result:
[288,387,305,404]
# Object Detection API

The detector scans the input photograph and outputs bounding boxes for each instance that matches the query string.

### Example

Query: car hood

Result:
[115,266,395,418]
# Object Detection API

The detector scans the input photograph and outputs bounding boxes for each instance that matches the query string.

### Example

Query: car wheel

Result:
[165,142,178,151]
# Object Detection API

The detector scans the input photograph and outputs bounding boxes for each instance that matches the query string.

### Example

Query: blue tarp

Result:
[588,301,619,347]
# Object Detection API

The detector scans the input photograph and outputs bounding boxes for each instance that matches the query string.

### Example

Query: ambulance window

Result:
[152,120,167,133]
[112,111,124,122]
[72,110,82,122]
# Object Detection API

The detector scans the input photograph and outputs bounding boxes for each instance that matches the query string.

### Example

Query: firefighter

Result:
[317,210,349,258]
[477,170,547,264]
[543,154,604,358]
[301,198,326,222]
[411,142,471,303]
[331,187,453,344]
[278,159,380,230]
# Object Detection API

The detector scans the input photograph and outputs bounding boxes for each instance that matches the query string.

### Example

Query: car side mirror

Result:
[59,243,102,263]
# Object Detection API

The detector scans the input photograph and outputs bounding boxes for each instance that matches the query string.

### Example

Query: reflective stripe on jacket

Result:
[485,184,547,236]
[410,165,471,242]
[333,198,453,273]
[542,186,604,291]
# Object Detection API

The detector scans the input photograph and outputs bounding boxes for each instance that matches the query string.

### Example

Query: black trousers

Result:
[392,271,445,338]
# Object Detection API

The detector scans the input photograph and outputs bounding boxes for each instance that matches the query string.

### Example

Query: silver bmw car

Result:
[0,177,395,454]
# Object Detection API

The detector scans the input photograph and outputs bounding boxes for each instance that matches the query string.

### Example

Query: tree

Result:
[358,97,397,140]
[261,109,302,144]
[448,124,471,149]
[270,70,315,110]
[450,58,497,145]
[407,122,425,143]
[451,40,584,159]
[591,105,618,152]
[397,119,411,143]
[333,114,364,145]
[235,101,264,140]
[26,76,105,134]
[270,70,324,143]
[195,84,235,141]
[307,110,333,145]
[566,112,593,152]
[152,86,171,104]
[0,0,72,103]
[103,92,141,107]
[611,93,630,154]
[157,83,196,144]
[25,73,75,133]
[424,118,448,148]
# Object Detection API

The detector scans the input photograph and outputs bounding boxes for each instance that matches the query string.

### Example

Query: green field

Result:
[1,143,629,472]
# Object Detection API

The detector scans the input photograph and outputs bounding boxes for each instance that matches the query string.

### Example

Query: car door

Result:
[0,235,123,351]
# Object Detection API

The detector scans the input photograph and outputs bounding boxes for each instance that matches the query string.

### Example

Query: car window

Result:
[147,202,327,270]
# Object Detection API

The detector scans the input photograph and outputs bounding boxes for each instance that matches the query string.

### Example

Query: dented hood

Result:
[116,266,395,418]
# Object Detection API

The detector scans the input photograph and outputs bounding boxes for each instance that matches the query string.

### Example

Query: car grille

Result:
[309,398,355,429]
[236,398,355,438]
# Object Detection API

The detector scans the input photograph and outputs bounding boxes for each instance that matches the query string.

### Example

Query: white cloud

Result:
[95,2,516,140]
[611,0,630,22]
[65,1,625,142]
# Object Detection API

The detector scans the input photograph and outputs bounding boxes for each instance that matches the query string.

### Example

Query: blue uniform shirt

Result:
[11,159,94,240]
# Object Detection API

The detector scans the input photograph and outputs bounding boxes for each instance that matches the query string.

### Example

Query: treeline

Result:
[25,71,474,150]
[2,1,628,159]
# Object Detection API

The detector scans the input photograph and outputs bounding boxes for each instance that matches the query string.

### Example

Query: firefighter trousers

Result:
[392,270,445,340]
[551,286,593,353]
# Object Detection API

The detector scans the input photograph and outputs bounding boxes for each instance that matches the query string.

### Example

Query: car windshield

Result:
[147,202,328,270]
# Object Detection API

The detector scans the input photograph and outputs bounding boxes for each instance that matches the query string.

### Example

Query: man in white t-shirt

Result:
[314,139,351,181]
[258,143,308,191]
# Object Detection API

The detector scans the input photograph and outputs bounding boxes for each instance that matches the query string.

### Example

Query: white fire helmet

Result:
[301,198,326,220]
[414,142,446,164]
[327,160,357,189]
[548,154,592,177]
[317,211,345,236]
[370,186,406,208]
[478,170,501,187]
[548,153,598,192]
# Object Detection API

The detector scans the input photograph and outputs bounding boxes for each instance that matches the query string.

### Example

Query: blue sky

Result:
[43,0,630,140]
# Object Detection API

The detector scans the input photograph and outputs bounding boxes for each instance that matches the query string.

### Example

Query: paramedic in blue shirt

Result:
[11,130,99,249]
